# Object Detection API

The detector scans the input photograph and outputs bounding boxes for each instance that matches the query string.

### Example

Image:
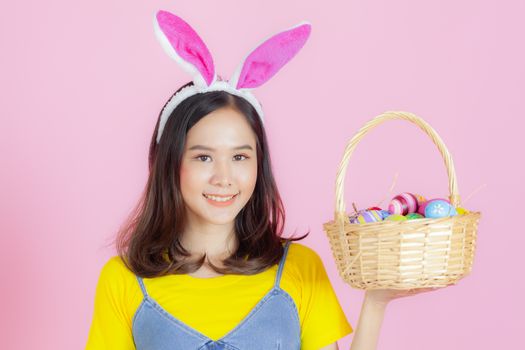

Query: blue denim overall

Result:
[132,241,301,349]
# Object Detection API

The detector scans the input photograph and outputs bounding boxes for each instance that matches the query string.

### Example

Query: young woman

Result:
[85,10,437,350]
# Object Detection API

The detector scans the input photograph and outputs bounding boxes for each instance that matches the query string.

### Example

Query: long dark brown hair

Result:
[113,82,309,278]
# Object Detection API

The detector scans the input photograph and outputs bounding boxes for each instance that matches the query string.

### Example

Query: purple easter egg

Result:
[353,210,383,224]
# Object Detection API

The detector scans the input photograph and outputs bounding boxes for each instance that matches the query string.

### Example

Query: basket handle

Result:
[334,111,460,223]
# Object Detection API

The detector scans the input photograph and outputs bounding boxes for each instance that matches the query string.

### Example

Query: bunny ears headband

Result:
[154,10,312,144]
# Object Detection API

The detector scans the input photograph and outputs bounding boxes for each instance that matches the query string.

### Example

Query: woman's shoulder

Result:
[101,255,131,273]
[286,241,327,275]
[96,255,138,288]
[91,255,144,328]
[287,241,323,261]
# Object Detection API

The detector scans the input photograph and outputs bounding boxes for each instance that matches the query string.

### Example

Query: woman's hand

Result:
[364,286,443,306]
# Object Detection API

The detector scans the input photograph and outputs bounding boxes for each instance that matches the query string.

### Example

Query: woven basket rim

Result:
[323,211,481,227]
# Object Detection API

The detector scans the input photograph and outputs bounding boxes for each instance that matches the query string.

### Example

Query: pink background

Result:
[1,1,523,349]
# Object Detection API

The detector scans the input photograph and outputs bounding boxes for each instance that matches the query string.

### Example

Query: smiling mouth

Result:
[203,193,239,202]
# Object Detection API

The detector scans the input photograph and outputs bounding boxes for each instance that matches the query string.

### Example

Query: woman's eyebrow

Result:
[188,145,253,151]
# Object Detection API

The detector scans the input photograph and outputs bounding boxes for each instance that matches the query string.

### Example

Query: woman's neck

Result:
[180,226,238,261]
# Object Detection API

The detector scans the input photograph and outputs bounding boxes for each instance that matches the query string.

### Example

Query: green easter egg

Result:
[406,213,424,220]
[386,214,408,222]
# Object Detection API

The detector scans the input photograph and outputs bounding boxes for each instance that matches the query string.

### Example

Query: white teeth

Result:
[204,194,236,202]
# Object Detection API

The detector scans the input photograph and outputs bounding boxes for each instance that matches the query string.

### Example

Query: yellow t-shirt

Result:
[85,242,353,350]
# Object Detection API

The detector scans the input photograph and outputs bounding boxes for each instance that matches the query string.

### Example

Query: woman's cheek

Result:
[241,162,258,189]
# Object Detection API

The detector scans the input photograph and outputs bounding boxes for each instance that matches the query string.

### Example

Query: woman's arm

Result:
[317,294,387,350]
[348,293,387,350]
[348,287,438,350]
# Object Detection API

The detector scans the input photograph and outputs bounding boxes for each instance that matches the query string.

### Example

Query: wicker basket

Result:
[322,111,481,290]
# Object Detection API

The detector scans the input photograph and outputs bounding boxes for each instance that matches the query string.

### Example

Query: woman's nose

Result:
[211,161,232,186]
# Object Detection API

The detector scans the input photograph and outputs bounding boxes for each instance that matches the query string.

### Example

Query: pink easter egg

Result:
[417,201,428,215]
[414,193,426,206]
[388,192,419,215]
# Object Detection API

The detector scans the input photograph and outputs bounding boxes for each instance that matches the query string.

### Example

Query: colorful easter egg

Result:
[388,192,419,215]
[456,207,470,215]
[417,201,427,215]
[418,197,449,215]
[414,194,426,214]
[406,213,424,220]
[379,210,391,219]
[386,214,408,221]
[354,210,383,224]
[424,199,458,218]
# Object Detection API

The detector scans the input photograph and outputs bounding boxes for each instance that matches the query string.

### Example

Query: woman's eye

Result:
[196,155,211,162]
[234,154,248,161]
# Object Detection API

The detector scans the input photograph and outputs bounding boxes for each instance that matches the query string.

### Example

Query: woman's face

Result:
[180,106,258,227]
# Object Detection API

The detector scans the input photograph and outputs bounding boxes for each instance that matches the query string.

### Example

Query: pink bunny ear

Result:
[154,10,215,87]
[230,22,311,90]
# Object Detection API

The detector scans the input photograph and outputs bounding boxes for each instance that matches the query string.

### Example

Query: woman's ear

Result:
[229,22,312,90]
[154,10,216,87]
